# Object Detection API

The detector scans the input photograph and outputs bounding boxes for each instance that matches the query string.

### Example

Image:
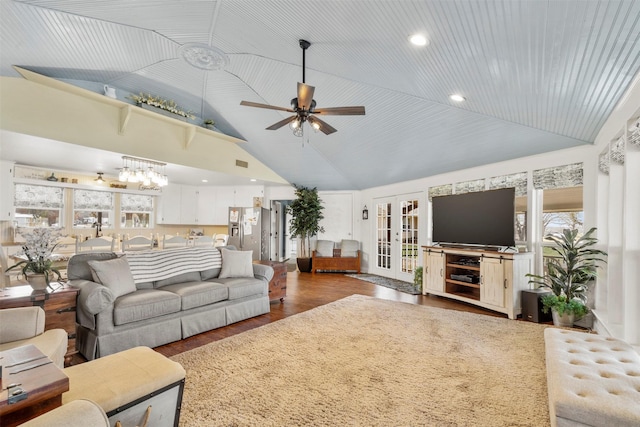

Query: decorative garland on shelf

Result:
[127,92,196,120]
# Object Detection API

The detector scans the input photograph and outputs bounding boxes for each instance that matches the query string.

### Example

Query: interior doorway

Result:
[371,194,420,282]
[267,200,292,262]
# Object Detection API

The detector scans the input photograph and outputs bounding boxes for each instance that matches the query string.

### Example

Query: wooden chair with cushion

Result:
[161,234,189,249]
[214,234,229,247]
[76,236,116,253]
[122,234,154,252]
[0,243,27,288]
[193,235,215,247]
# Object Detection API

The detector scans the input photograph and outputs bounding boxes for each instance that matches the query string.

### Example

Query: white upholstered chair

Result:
[0,306,68,368]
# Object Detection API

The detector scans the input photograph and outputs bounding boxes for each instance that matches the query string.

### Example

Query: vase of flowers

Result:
[6,227,64,290]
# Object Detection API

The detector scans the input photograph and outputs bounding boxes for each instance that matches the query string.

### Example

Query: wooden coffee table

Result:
[0,345,69,427]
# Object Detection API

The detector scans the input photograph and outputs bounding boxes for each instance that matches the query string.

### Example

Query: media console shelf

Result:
[422,246,533,319]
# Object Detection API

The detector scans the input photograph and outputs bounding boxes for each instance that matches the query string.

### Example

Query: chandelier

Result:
[118,156,168,188]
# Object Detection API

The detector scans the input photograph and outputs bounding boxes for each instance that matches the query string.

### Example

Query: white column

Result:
[622,140,640,345]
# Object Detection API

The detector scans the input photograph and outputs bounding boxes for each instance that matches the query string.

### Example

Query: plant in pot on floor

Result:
[287,184,324,273]
[6,227,63,290]
[526,227,607,327]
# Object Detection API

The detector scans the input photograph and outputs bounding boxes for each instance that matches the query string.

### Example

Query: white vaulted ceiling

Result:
[1,0,640,190]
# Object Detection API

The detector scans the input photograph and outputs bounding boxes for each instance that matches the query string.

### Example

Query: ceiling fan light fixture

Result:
[293,125,304,137]
[409,33,429,46]
[311,121,321,132]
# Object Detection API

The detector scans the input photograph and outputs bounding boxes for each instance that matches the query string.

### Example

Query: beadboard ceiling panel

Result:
[1,0,640,190]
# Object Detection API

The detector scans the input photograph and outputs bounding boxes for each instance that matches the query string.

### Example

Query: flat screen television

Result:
[432,188,515,247]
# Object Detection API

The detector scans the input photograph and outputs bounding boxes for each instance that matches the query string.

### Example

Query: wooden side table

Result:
[254,260,287,302]
[0,284,79,365]
[0,344,69,426]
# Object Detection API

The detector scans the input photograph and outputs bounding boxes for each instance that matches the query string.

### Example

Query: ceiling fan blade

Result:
[266,115,298,130]
[313,106,366,116]
[308,115,337,135]
[297,82,315,110]
[240,100,294,113]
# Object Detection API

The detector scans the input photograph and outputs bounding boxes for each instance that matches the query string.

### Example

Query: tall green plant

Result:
[287,184,325,258]
[527,227,607,314]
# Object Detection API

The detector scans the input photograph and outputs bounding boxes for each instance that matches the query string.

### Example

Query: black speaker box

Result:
[521,289,552,323]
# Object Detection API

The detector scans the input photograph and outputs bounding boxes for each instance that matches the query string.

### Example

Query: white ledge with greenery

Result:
[128,92,196,120]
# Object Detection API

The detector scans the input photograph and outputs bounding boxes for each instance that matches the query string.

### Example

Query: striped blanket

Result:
[125,247,222,284]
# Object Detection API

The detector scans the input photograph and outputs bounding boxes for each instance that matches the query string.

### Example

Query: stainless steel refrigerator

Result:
[228,207,268,260]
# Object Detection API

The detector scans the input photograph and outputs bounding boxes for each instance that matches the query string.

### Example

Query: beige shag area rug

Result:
[172,295,550,426]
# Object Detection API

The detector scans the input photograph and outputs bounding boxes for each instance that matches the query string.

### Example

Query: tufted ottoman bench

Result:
[544,328,640,427]
[62,346,186,427]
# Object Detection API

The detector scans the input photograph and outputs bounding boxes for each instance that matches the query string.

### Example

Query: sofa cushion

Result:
[154,271,201,288]
[315,240,334,257]
[113,289,181,326]
[161,281,229,310]
[68,252,118,281]
[200,267,221,281]
[340,240,359,257]
[213,277,266,300]
[87,257,137,298]
[219,248,254,278]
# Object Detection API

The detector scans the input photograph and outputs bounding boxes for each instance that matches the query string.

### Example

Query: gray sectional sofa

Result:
[67,246,273,360]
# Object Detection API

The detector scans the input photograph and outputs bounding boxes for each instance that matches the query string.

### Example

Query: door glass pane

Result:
[376,202,391,269]
[400,199,419,274]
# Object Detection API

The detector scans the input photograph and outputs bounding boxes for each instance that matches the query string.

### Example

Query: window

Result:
[14,184,63,227]
[120,194,154,228]
[73,189,113,228]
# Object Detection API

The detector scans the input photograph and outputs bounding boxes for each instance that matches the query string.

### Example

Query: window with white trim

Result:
[73,189,113,228]
[120,194,154,228]
[14,184,63,228]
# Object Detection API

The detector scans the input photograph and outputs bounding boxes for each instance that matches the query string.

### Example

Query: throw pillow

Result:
[219,248,254,278]
[315,240,334,257]
[87,256,137,298]
[340,240,359,257]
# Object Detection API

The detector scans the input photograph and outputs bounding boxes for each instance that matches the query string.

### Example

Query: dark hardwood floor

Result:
[154,272,505,358]
[69,272,503,364]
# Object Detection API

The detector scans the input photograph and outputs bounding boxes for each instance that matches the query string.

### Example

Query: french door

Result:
[372,194,420,282]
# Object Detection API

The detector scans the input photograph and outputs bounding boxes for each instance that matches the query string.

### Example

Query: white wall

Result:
[342,73,640,345]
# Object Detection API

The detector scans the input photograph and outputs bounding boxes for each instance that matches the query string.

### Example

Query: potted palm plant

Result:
[527,227,607,327]
[287,184,324,272]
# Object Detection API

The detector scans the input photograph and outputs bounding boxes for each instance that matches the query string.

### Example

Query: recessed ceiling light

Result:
[409,34,429,46]
[250,178,257,182]
[449,94,466,102]
[202,179,208,183]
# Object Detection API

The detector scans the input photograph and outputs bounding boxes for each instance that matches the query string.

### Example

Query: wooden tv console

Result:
[422,246,533,319]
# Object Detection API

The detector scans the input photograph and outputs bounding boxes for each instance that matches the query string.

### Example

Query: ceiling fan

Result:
[240,39,365,136]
